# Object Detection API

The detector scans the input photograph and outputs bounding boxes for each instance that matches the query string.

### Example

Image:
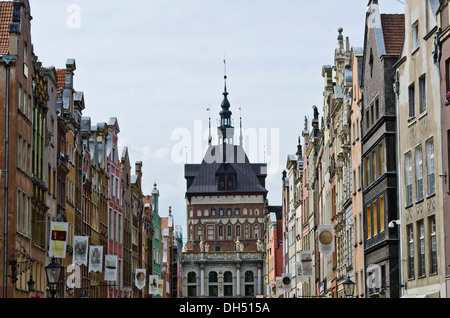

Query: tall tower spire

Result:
[217,59,234,163]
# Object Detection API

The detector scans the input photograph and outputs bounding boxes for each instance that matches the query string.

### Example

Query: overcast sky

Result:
[29,0,405,236]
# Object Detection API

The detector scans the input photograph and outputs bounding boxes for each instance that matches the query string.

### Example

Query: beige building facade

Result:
[394,0,446,298]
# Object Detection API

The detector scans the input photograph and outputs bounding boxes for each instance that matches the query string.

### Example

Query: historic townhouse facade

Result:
[120,147,132,298]
[437,0,450,297]
[0,0,35,298]
[106,117,123,298]
[362,0,403,298]
[331,28,354,298]
[394,0,445,298]
[182,76,267,298]
[320,64,335,298]
[350,47,365,298]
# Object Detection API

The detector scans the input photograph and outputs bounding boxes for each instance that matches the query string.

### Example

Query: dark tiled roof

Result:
[381,14,405,55]
[185,145,268,196]
[0,2,13,55]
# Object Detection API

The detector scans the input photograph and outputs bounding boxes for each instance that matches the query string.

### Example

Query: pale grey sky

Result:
[29,0,405,235]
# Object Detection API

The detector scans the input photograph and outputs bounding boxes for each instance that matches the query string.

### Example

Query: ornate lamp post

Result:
[343,275,355,298]
[45,257,64,298]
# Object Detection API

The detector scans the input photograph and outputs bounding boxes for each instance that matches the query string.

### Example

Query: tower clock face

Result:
[319,230,333,245]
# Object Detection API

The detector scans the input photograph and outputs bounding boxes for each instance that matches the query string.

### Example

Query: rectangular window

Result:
[378,143,383,176]
[418,221,425,276]
[408,225,415,279]
[426,138,435,196]
[358,165,361,190]
[380,196,385,233]
[370,103,374,127]
[356,118,360,139]
[419,75,426,113]
[373,201,378,236]
[430,216,437,274]
[372,151,376,181]
[365,158,370,187]
[416,146,424,201]
[367,206,372,239]
[366,109,370,130]
[446,58,450,93]
[359,212,363,243]
[409,84,416,118]
[218,176,225,191]
[375,98,379,121]
[412,21,419,51]
[405,152,413,206]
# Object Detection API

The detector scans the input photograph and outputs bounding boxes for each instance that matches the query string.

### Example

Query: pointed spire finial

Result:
[239,105,243,146]
[223,58,228,94]
[207,106,212,145]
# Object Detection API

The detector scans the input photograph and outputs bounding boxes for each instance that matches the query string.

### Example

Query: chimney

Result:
[135,161,142,177]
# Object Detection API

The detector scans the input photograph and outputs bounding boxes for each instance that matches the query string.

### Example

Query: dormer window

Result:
[227,176,234,190]
[216,163,236,191]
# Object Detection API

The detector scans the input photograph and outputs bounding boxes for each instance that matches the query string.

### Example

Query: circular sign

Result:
[136,272,145,281]
[319,230,333,245]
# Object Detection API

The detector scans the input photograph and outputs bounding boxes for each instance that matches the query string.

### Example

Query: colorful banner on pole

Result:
[49,222,68,258]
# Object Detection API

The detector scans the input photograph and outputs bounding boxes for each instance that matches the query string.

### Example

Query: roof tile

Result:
[0,1,13,55]
[381,14,405,55]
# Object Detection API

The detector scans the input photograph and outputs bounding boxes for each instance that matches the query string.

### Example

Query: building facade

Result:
[437,0,450,298]
[182,76,267,298]
[350,47,365,298]
[362,0,403,298]
[395,0,446,298]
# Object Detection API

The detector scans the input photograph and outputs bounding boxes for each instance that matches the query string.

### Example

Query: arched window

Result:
[254,225,260,239]
[197,225,202,241]
[227,225,232,237]
[223,271,233,297]
[236,225,240,237]
[187,272,197,297]
[208,271,218,297]
[244,271,254,296]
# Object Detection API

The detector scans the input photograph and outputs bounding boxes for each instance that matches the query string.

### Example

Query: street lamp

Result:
[27,274,35,292]
[343,275,355,298]
[45,257,64,298]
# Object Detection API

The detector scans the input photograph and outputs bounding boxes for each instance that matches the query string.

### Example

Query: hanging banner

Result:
[318,225,335,257]
[73,236,89,266]
[299,250,314,279]
[104,255,118,281]
[269,282,277,298]
[49,222,68,258]
[157,279,164,296]
[135,269,146,290]
[149,275,159,295]
[88,246,103,273]
[275,277,284,297]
